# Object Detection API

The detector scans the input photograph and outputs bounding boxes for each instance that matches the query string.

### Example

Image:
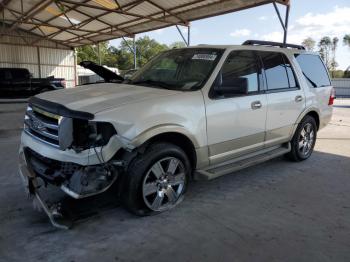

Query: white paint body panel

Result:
[20,45,333,171]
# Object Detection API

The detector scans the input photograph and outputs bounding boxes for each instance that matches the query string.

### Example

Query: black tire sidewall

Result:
[291,116,317,161]
[121,142,191,216]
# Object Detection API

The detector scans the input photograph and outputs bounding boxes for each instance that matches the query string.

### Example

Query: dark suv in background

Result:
[0,68,65,97]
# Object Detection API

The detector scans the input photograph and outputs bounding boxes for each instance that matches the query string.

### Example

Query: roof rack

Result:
[242,40,305,50]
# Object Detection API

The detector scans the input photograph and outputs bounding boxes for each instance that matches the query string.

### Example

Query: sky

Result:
[110,0,350,70]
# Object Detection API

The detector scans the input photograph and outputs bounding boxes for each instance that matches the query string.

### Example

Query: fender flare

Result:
[289,106,320,138]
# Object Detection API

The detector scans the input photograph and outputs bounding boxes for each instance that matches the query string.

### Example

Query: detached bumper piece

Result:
[33,190,73,230]
[19,148,120,229]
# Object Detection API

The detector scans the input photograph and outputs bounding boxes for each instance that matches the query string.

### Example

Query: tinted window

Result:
[219,50,259,94]
[11,69,29,79]
[295,54,331,88]
[260,52,292,90]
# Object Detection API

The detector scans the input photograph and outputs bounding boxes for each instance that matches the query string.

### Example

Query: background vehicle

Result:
[18,41,334,228]
[0,68,65,96]
[121,68,138,80]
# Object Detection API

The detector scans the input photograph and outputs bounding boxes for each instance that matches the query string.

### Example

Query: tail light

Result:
[328,88,336,105]
[61,80,66,88]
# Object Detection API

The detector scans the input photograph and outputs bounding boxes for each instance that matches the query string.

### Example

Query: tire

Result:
[286,115,317,161]
[121,142,191,216]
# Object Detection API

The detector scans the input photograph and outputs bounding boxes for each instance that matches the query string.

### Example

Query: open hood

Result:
[79,61,124,83]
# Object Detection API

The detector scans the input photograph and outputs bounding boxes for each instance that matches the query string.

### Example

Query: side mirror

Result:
[215,76,248,96]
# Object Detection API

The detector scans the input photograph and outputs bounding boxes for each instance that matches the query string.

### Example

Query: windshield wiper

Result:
[131,79,174,90]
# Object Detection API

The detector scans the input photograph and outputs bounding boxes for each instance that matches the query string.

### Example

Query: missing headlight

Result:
[72,120,117,152]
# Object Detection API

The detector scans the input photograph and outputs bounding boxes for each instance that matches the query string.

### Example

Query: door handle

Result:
[251,101,262,110]
[295,95,303,102]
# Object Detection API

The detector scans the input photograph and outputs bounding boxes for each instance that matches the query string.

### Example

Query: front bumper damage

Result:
[18,131,130,229]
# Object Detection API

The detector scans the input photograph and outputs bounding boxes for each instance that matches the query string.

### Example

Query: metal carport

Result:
[0,0,291,86]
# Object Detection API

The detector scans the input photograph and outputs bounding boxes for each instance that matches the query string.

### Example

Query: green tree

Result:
[318,36,332,69]
[302,37,316,51]
[344,34,350,48]
[76,42,109,64]
[344,66,350,78]
[318,36,339,75]
[169,41,187,49]
[76,36,170,70]
[118,36,168,69]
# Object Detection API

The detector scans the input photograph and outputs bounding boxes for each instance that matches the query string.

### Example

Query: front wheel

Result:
[121,142,191,216]
[286,115,317,161]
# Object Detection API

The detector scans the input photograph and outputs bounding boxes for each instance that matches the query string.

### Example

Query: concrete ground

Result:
[0,98,349,262]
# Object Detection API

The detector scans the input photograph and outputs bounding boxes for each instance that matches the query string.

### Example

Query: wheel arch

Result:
[129,125,198,169]
[305,111,320,130]
[291,107,320,138]
[139,132,197,169]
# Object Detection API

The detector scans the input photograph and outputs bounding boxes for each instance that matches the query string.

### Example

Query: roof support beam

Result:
[58,0,186,26]
[0,18,123,37]
[27,0,91,34]
[0,0,12,12]
[283,3,290,44]
[175,25,188,46]
[49,1,133,38]
[146,0,187,25]
[1,0,291,47]
[121,35,137,69]
[272,1,290,45]
[10,0,55,30]
[60,0,202,44]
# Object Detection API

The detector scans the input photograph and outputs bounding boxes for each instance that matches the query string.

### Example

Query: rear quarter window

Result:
[294,54,331,88]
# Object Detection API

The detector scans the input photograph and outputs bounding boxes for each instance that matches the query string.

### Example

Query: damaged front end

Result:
[19,97,129,229]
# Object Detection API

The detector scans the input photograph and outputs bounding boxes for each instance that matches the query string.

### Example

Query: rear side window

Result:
[260,52,298,91]
[294,54,331,88]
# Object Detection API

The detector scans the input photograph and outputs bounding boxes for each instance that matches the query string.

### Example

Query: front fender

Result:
[130,124,200,148]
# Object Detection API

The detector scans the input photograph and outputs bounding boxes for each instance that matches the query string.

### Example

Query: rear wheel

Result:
[121,142,191,216]
[286,115,317,161]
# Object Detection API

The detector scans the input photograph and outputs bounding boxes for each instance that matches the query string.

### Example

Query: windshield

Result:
[127,48,224,91]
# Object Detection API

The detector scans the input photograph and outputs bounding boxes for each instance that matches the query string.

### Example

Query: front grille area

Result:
[24,147,80,185]
[24,105,60,148]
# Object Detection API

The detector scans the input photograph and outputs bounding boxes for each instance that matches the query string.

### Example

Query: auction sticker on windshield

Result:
[192,54,217,61]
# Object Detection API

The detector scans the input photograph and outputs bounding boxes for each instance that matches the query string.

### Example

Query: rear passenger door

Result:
[259,51,305,147]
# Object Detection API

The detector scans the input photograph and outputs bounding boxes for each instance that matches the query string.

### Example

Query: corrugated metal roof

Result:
[0,0,289,47]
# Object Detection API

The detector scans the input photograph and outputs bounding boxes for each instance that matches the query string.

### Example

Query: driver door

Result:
[204,50,267,165]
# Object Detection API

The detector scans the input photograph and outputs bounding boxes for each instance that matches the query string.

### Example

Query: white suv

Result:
[19,41,334,228]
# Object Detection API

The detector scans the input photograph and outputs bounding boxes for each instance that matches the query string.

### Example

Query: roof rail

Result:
[242,40,305,50]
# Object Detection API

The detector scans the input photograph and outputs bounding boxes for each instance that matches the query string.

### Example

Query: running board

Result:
[195,143,291,180]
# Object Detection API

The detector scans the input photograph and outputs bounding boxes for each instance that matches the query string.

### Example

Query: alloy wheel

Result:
[142,157,186,212]
[298,123,315,156]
